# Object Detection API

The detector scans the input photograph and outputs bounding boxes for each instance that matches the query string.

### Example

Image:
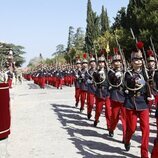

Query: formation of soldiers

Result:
[23,64,75,89]
[23,41,158,157]
[1,43,158,157]
[72,43,158,158]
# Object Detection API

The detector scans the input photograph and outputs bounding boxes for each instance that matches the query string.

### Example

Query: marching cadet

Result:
[74,58,82,107]
[55,67,64,89]
[123,47,154,158]
[107,49,126,142]
[146,50,158,158]
[79,54,88,112]
[93,53,111,128]
[86,54,97,119]
[0,68,11,157]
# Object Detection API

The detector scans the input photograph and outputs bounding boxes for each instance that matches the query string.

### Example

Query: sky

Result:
[0,0,129,67]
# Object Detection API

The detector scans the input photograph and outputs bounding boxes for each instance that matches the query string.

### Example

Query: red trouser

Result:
[75,88,81,104]
[151,139,158,158]
[80,90,87,110]
[155,95,158,139]
[87,92,95,115]
[125,109,149,158]
[95,97,111,129]
[56,78,63,89]
[110,100,126,141]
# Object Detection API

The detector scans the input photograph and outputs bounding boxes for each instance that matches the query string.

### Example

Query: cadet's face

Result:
[148,61,155,69]
[132,58,142,68]
[98,61,105,68]
[113,60,122,68]
[82,63,88,68]
[90,61,96,68]
[76,64,81,68]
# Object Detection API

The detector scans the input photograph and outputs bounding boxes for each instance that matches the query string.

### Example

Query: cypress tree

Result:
[85,0,95,53]
[100,5,109,35]
[67,26,74,52]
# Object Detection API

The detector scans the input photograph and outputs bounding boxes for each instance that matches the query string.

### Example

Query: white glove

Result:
[136,78,145,85]
[75,74,79,78]
[87,79,92,84]
[99,70,104,75]
[125,90,129,94]
[109,86,112,90]
[147,95,155,101]
[115,71,122,78]
[81,74,85,78]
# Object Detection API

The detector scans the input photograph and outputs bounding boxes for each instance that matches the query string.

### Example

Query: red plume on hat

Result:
[83,53,87,59]
[147,50,154,57]
[136,41,144,49]
[99,49,106,56]
[113,47,119,54]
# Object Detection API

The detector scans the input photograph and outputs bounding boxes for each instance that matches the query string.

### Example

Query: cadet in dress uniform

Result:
[74,59,82,107]
[79,54,88,112]
[93,55,111,128]
[108,52,126,142]
[86,55,97,119]
[124,49,154,158]
[146,50,158,158]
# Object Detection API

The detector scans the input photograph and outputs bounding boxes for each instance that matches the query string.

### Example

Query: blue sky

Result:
[0,0,129,66]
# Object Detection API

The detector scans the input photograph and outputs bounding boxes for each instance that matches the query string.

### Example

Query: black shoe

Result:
[94,120,98,127]
[87,113,92,120]
[75,102,78,107]
[109,131,114,137]
[80,108,84,113]
[124,143,131,151]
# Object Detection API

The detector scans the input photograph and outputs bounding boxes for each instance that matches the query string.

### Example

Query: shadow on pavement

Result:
[28,83,40,89]
[51,104,139,158]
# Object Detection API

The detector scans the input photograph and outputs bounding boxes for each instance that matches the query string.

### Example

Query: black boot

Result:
[124,143,131,151]
[75,102,78,107]
[108,131,114,137]
[87,113,92,120]
[80,108,84,113]
[94,120,98,127]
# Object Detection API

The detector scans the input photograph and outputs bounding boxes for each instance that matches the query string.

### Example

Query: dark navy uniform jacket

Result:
[108,69,125,103]
[74,69,82,89]
[87,68,96,94]
[80,68,88,91]
[147,69,158,118]
[93,68,109,99]
[124,69,148,111]
[55,69,63,79]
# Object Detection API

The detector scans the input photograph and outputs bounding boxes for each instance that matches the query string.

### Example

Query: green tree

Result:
[67,26,74,52]
[73,27,85,51]
[112,7,127,30]
[85,0,95,53]
[0,42,26,68]
[100,5,109,35]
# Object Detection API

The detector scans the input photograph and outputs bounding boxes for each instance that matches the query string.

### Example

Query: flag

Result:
[106,42,110,53]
